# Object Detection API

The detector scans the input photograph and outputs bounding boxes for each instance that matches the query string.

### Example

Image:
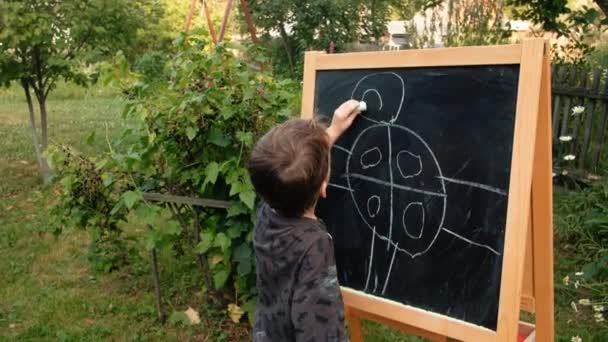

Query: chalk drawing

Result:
[436,176,507,196]
[397,150,423,179]
[333,144,352,155]
[382,243,399,295]
[367,195,381,218]
[328,183,353,192]
[324,72,507,294]
[362,89,383,110]
[360,147,382,169]
[403,202,424,239]
[442,227,501,256]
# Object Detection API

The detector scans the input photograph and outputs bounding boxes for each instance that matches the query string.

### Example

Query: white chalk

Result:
[358,101,367,112]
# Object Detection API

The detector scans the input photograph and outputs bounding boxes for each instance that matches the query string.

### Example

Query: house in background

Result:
[384,21,408,50]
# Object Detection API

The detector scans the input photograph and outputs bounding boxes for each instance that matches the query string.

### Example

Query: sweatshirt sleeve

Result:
[291,233,348,342]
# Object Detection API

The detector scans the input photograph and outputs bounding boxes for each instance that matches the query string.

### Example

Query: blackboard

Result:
[314,66,520,330]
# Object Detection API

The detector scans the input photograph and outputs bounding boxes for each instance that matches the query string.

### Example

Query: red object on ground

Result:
[517,333,528,342]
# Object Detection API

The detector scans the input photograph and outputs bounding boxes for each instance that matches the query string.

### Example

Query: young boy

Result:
[247,100,361,342]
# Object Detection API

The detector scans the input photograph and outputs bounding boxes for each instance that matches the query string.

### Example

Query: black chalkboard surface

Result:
[314,66,520,330]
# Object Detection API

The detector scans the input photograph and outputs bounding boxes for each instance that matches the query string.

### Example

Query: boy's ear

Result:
[319,179,328,199]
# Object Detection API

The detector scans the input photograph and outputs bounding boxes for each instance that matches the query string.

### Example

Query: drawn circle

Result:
[362,89,383,110]
[396,150,422,179]
[345,124,447,259]
[360,147,382,170]
[351,72,405,123]
[402,202,424,239]
[367,195,381,218]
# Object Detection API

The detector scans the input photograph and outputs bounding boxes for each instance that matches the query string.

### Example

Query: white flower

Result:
[575,272,584,277]
[571,301,579,312]
[594,312,605,323]
[562,170,570,175]
[571,335,582,342]
[572,106,585,115]
[552,172,557,177]
[579,298,591,306]
[575,280,580,289]
[564,155,576,161]
[594,305,605,312]
[563,275,570,286]
[559,135,573,142]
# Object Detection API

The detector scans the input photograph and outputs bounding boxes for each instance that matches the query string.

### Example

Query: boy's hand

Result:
[326,99,361,145]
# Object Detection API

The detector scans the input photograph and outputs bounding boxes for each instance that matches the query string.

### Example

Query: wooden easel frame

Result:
[300,39,554,341]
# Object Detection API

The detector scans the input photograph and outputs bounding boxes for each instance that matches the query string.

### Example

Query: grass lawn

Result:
[0,84,606,341]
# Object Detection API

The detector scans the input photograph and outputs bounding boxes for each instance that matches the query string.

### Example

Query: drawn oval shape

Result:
[367,195,381,218]
[360,147,382,170]
[402,202,425,240]
[362,89,383,110]
[396,150,422,179]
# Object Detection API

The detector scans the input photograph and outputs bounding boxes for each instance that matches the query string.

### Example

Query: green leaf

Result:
[233,243,252,263]
[123,190,143,209]
[229,182,245,196]
[143,230,158,251]
[164,220,181,236]
[207,127,230,147]
[101,173,114,187]
[213,233,231,253]
[134,204,159,225]
[236,131,253,146]
[195,231,214,254]
[237,260,252,276]
[60,175,76,191]
[239,190,256,210]
[169,311,189,326]
[213,269,230,289]
[227,202,248,218]
[243,298,256,326]
[227,224,245,238]
[86,131,96,145]
[203,162,220,186]
[186,126,198,141]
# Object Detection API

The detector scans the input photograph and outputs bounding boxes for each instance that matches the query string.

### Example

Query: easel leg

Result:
[346,307,364,342]
[531,42,555,342]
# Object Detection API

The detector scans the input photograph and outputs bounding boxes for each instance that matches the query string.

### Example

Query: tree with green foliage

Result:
[248,0,440,77]
[406,0,511,49]
[444,0,511,47]
[0,0,151,180]
[507,0,608,63]
[508,0,608,34]
[133,0,229,57]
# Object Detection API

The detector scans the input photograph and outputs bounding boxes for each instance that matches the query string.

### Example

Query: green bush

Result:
[555,181,608,252]
[586,43,608,69]
[46,145,136,273]
[48,36,301,323]
[554,180,608,335]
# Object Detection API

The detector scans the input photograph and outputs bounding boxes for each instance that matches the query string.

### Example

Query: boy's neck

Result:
[302,206,317,220]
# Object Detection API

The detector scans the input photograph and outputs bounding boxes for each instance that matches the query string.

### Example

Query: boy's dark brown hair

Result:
[247,119,330,217]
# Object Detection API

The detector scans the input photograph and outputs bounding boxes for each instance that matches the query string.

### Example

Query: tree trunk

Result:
[150,248,166,322]
[37,94,48,150]
[22,80,50,180]
[278,22,295,73]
